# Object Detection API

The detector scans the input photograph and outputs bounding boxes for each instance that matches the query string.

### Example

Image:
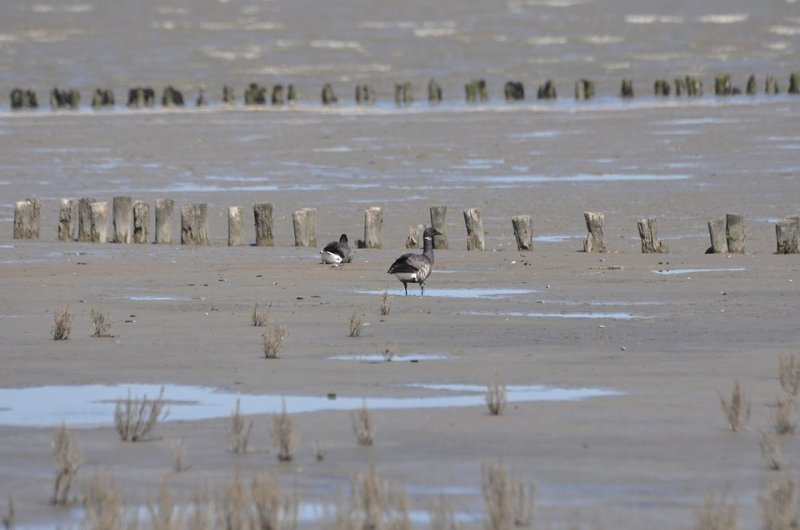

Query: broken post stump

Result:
[504,81,525,101]
[77,197,97,242]
[321,83,338,105]
[394,82,413,105]
[746,75,757,95]
[790,71,800,94]
[228,206,243,247]
[636,217,668,253]
[89,201,109,243]
[726,213,745,254]
[292,207,317,247]
[58,199,77,242]
[155,198,174,244]
[715,75,732,96]
[776,216,800,254]
[133,201,149,244]
[253,203,274,246]
[706,217,728,254]
[537,80,557,99]
[112,196,132,243]
[406,224,424,249]
[181,203,209,245]
[463,208,485,251]
[428,79,442,103]
[620,79,634,98]
[766,75,779,95]
[355,85,374,104]
[360,207,383,249]
[13,197,42,240]
[583,212,606,253]
[430,206,448,249]
[575,79,594,100]
[512,215,533,251]
[161,86,184,107]
[91,88,114,108]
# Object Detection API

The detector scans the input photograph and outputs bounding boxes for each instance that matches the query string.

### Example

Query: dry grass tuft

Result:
[349,314,363,338]
[771,394,796,435]
[51,423,82,506]
[717,380,750,432]
[185,489,214,530]
[216,469,298,530]
[252,303,271,327]
[692,492,738,530]
[81,472,125,530]
[173,438,187,472]
[760,475,797,530]
[147,475,179,530]
[382,347,395,363]
[263,322,287,359]
[778,352,800,398]
[429,494,460,530]
[760,431,784,471]
[485,383,507,416]
[2,496,14,530]
[90,307,113,337]
[379,291,391,316]
[227,399,253,454]
[351,401,375,447]
[52,306,72,340]
[481,460,535,530]
[270,400,298,462]
[313,438,329,462]
[114,387,169,442]
[218,470,250,530]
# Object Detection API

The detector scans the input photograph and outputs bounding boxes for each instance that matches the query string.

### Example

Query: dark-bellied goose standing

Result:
[320,234,353,265]
[387,227,442,295]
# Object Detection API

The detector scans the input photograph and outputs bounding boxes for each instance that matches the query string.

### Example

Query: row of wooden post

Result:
[12,197,800,255]
[10,71,800,110]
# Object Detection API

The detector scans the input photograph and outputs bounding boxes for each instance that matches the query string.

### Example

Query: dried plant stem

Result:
[270,400,298,462]
[692,492,738,530]
[252,303,271,327]
[90,307,113,338]
[114,387,168,442]
[351,401,375,446]
[52,307,72,340]
[778,352,800,398]
[263,322,287,359]
[717,380,750,432]
[379,291,391,316]
[349,314,363,338]
[760,431,783,471]
[227,399,253,454]
[772,394,796,435]
[760,475,797,530]
[485,383,507,416]
[51,423,82,506]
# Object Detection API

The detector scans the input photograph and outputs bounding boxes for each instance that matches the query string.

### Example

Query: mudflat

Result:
[1,97,800,529]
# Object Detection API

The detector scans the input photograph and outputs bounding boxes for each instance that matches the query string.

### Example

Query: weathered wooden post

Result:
[161,86,184,107]
[394,82,413,104]
[776,216,800,254]
[321,83,338,104]
[13,197,42,240]
[636,217,668,253]
[91,88,114,108]
[406,224,424,249]
[271,85,284,105]
[575,79,594,100]
[428,79,442,103]
[50,88,80,110]
[765,75,779,95]
[789,71,800,94]
[228,206,243,247]
[706,217,728,253]
[355,85,374,104]
[10,89,38,109]
[223,85,235,105]
[112,196,132,243]
[181,203,209,245]
[620,79,634,98]
[583,212,606,253]
[430,206,448,249]
[654,79,670,96]
[746,75,757,95]
[244,83,268,105]
[504,81,525,101]
[155,198,174,244]
[133,201,149,243]
[361,207,383,249]
[253,203,274,246]
[89,201,109,243]
[512,215,533,251]
[77,197,97,242]
[715,75,732,96]
[537,80,557,99]
[287,84,298,103]
[292,207,317,247]
[674,78,687,97]
[726,213,745,254]
[58,199,77,242]
[463,208,485,251]
[196,87,207,107]
[686,76,703,97]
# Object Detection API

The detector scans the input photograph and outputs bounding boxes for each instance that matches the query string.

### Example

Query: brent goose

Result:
[387,227,442,295]
[320,234,353,265]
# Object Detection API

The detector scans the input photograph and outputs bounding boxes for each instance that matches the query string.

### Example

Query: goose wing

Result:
[387,253,422,274]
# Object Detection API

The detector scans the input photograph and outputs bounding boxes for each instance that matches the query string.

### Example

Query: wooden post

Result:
[253,203,274,246]
[361,207,383,249]
[89,201,109,243]
[637,217,668,253]
[133,201,149,243]
[746,75,757,95]
[706,217,728,253]
[725,214,745,254]
[58,199,77,242]
[511,215,533,251]
[463,208,485,251]
[583,212,606,253]
[575,79,594,100]
[776,216,800,254]
[228,206,243,247]
[430,206,448,249]
[428,79,442,103]
[406,224,424,249]
[77,197,97,242]
[292,207,317,247]
[112,196,132,243]
[321,83,338,104]
[715,75,732,96]
[765,75,779,95]
[620,79,634,98]
[181,203,208,245]
[13,197,42,240]
[790,71,800,94]
[155,198,174,244]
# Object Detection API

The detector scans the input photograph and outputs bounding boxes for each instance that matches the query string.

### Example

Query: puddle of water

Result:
[534,234,583,242]
[652,267,746,275]
[328,354,449,362]
[126,295,191,301]
[0,383,623,427]
[356,288,537,299]
[536,300,664,307]
[465,311,649,320]
[465,173,691,184]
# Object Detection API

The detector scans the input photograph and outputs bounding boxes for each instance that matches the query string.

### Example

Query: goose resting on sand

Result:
[387,227,441,295]
[320,234,353,265]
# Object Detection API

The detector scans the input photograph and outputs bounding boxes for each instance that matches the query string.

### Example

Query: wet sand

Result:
[1,97,800,529]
